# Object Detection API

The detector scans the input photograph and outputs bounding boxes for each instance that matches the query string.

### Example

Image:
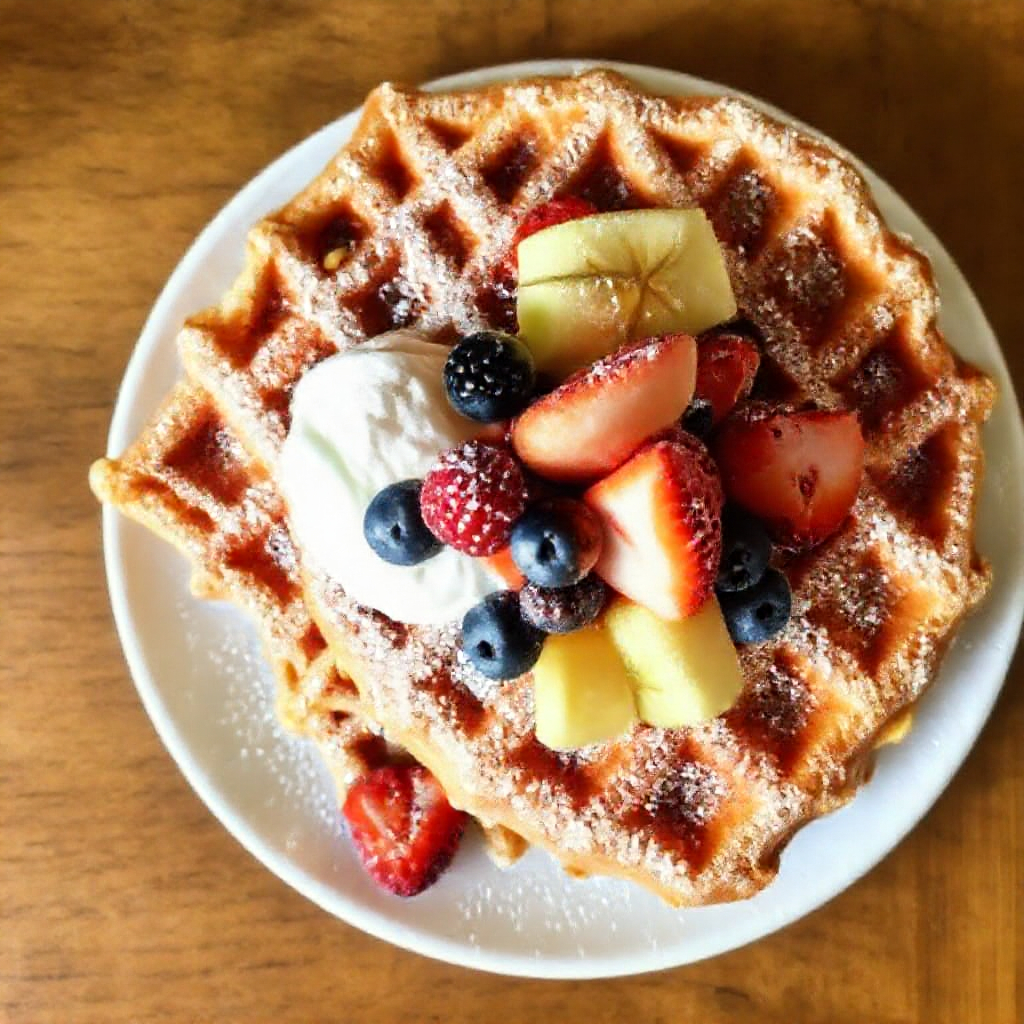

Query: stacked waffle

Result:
[91,70,992,905]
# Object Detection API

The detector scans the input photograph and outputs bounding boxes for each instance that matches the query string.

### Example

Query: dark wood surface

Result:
[1,2,1021,1021]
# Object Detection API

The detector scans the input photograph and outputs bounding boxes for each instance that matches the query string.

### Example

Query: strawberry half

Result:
[694,333,761,424]
[342,765,467,897]
[512,334,697,482]
[584,436,723,620]
[715,409,865,546]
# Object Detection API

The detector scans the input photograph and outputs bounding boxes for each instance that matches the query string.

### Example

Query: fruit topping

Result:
[509,197,598,268]
[584,436,723,620]
[509,498,603,588]
[362,480,442,566]
[461,590,545,680]
[681,397,714,440]
[718,568,792,644]
[715,506,772,593]
[694,333,761,424]
[532,626,637,750]
[420,441,527,556]
[443,330,536,423]
[511,333,697,482]
[516,208,737,377]
[519,575,608,634]
[715,409,865,546]
[604,597,744,728]
[342,765,467,897]
[482,546,526,589]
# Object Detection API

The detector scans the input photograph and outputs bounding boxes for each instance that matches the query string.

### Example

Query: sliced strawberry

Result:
[584,436,723,620]
[715,409,865,546]
[694,333,761,424]
[510,197,598,268]
[512,334,697,482]
[342,765,467,897]
[483,546,526,589]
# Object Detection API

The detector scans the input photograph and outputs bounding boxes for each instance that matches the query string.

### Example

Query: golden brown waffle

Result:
[94,69,993,905]
[88,384,379,785]
[88,385,526,863]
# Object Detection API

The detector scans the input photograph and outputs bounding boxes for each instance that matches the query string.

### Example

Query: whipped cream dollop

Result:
[279,330,504,624]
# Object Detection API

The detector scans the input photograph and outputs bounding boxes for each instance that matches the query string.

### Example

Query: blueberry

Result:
[519,575,608,634]
[719,568,792,644]
[363,480,442,566]
[444,330,536,422]
[462,591,545,680]
[509,499,603,588]
[681,397,714,440]
[716,507,773,592]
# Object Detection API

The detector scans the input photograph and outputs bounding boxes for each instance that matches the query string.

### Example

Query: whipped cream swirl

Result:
[279,330,504,624]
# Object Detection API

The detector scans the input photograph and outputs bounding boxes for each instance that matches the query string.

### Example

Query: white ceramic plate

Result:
[102,61,1024,978]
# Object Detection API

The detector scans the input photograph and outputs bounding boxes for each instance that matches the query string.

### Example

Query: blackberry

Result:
[444,331,536,422]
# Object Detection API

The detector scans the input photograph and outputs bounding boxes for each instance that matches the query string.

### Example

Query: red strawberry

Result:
[420,441,528,556]
[694,333,761,424]
[510,197,598,268]
[512,334,697,482]
[584,435,723,620]
[342,765,467,897]
[715,409,865,546]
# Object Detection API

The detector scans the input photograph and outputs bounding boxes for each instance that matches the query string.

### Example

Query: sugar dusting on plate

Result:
[177,595,344,840]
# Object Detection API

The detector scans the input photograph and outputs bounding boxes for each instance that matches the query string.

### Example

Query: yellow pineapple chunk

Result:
[532,626,637,750]
[604,597,744,728]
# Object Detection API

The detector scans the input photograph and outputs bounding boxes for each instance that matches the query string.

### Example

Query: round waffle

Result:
[92,69,993,905]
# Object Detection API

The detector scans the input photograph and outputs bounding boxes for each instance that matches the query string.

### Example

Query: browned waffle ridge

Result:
[88,385,526,864]
[92,69,993,905]
[88,385,380,785]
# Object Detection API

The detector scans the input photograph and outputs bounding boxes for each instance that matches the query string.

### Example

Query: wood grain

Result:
[1,1,1020,1021]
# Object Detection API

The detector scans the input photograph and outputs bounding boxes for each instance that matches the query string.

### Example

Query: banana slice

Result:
[517,209,737,377]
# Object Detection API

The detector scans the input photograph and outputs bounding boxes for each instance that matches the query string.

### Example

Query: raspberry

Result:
[420,441,528,556]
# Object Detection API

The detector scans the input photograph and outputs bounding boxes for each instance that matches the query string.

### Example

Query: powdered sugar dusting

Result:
[421,440,527,555]
[454,853,670,955]
[176,595,344,838]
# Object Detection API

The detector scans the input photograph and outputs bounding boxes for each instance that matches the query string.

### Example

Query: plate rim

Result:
[101,58,1024,979]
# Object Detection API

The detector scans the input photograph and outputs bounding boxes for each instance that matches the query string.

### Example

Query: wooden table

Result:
[2,1,1021,1020]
